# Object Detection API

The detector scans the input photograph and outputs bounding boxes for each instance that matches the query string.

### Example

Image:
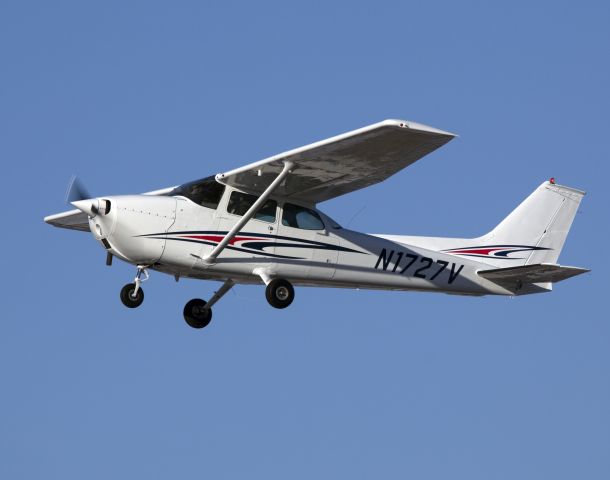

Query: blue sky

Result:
[1,1,609,478]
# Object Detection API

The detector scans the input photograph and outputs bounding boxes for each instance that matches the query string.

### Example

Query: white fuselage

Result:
[45,119,587,326]
[85,189,514,297]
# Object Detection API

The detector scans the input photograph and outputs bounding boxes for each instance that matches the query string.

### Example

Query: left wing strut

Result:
[203,161,295,263]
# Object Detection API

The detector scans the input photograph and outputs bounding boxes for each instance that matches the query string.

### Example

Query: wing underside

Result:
[44,209,90,231]
[216,119,455,204]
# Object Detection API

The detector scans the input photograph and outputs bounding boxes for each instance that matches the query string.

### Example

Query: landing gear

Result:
[120,283,144,308]
[116,269,296,327]
[120,265,148,308]
[183,279,235,329]
[265,278,295,309]
[183,299,212,329]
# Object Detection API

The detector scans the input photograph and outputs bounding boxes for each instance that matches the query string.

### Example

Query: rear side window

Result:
[282,203,325,230]
[172,176,225,210]
[227,191,277,223]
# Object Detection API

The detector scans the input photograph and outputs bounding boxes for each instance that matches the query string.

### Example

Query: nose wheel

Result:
[120,265,148,308]
[120,283,144,308]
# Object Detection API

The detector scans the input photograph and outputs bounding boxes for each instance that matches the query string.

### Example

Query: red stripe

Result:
[180,235,263,246]
[447,247,508,256]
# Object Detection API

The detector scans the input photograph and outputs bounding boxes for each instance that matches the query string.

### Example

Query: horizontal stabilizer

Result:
[478,263,589,289]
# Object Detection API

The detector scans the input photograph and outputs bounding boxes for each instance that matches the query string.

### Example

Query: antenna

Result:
[346,205,366,228]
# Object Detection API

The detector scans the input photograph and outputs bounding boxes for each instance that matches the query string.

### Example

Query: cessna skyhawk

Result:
[45,119,588,329]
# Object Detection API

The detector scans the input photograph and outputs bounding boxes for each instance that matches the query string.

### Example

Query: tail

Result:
[445,180,585,268]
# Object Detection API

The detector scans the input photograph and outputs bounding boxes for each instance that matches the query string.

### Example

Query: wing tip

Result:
[383,119,458,138]
[44,209,81,223]
[44,209,90,231]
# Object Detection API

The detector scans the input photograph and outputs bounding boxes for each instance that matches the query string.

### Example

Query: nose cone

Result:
[71,199,99,216]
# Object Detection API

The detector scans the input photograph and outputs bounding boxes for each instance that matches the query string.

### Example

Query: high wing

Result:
[44,209,90,231]
[45,120,454,230]
[216,119,456,204]
[44,186,176,232]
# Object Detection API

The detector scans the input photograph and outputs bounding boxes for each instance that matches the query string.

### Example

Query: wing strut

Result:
[203,161,295,264]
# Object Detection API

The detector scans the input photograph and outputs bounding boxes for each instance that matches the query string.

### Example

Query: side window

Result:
[282,203,325,230]
[227,191,277,223]
[172,176,225,210]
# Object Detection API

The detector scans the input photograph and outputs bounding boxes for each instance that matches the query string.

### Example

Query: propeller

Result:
[65,175,92,204]
[65,175,99,215]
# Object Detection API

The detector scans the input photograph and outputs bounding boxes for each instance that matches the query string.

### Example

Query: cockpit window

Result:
[227,191,277,223]
[171,176,225,210]
[282,203,325,230]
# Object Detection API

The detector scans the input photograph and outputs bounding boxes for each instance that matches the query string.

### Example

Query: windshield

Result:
[171,176,226,210]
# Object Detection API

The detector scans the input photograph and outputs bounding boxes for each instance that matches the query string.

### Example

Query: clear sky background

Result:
[1,1,608,478]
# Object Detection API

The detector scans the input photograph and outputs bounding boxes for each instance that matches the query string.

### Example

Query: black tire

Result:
[120,283,144,308]
[265,279,295,309]
[183,299,212,329]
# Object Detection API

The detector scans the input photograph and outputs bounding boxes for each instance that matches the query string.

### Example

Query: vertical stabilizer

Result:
[473,181,585,267]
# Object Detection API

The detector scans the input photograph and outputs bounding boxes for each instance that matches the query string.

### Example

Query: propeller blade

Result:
[65,175,92,204]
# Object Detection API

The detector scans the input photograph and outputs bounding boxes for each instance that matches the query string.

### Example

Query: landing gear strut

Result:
[120,266,148,308]
[184,279,235,329]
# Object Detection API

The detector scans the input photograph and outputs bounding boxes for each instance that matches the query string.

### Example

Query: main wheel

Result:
[183,299,212,329]
[265,279,295,309]
[120,283,144,308]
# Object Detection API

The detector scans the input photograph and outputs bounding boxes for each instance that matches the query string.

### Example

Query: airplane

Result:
[44,119,589,329]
